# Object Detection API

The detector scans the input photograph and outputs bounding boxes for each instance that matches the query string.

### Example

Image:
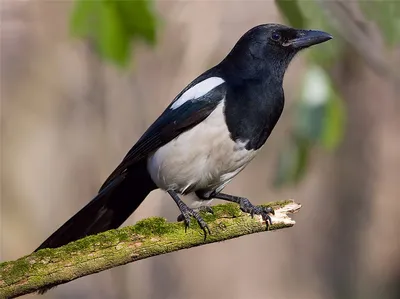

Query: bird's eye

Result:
[271,32,281,41]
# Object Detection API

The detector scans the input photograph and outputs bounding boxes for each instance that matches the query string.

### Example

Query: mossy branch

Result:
[0,200,301,299]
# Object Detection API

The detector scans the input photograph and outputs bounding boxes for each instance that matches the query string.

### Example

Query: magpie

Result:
[36,24,332,251]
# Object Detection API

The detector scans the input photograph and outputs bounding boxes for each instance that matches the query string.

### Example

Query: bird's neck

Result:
[223,71,285,151]
[218,57,287,87]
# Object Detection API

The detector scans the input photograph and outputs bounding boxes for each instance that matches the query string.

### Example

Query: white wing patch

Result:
[170,77,225,110]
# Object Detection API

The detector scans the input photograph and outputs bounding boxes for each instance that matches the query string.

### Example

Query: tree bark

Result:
[0,200,300,299]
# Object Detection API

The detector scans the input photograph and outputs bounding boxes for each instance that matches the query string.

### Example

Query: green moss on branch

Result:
[0,200,301,299]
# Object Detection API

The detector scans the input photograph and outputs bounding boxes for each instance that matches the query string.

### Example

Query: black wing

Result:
[99,75,226,191]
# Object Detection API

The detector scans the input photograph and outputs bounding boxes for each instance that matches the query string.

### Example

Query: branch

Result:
[0,200,301,298]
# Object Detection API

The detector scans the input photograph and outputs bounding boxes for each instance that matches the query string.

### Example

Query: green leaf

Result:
[96,1,130,66]
[275,0,306,28]
[70,0,100,36]
[69,0,158,67]
[114,0,158,45]
[321,94,346,150]
[292,137,310,183]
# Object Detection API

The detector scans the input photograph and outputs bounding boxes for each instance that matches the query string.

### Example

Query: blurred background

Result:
[1,0,399,298]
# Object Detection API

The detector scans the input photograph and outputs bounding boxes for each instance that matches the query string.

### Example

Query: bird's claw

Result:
[239,198,274,229]
[177,206,211,239]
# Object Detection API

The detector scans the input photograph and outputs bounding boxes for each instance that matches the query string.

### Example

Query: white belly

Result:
[147,102,257,194]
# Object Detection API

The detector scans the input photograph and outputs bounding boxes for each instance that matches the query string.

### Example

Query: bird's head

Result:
[221,24,332,81]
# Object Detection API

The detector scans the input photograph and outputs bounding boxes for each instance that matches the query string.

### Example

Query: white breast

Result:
[147,101,257,194]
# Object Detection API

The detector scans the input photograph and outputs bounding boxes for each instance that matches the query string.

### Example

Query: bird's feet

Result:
[177,205,211,239]
[238,198,275,229]
[168,190,211,240]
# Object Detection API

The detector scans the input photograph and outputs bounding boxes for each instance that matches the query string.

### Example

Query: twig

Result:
[0,200,301,299]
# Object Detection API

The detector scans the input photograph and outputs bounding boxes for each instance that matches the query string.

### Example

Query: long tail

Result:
[35,160,156,251]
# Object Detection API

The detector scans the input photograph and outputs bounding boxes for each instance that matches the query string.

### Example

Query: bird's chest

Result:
[147,102,257,193]
[224,83,284,150]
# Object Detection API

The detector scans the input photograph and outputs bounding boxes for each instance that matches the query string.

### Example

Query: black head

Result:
[220,24,332,82]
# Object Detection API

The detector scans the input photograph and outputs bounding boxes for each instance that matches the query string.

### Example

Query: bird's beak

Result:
[283,29,333,48]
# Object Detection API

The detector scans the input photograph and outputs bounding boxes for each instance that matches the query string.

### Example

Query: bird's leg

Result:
[212,192,274,229]
[168,190,211,239]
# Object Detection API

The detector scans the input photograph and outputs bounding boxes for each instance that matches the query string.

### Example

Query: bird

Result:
[35,24,332,252]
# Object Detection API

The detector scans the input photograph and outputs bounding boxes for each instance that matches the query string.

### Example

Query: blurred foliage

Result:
[359,0,400,47]
[295,67,345,151]
[275,0,305,28]
[70,0,158,67]
[274,0,398,186]
[274,136,311,187]
[296,0,342,69]
[274,67,345,187]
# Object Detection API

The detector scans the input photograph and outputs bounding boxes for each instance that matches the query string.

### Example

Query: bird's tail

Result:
[35,160,156,251]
